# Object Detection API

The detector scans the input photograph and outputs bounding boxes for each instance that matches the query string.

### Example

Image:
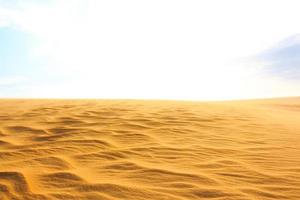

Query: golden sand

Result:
[0,98,299,200]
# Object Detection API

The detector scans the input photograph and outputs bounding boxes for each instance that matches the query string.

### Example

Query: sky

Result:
[0,0,299,100]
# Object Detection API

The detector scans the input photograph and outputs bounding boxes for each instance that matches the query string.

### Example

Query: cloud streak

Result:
[0,76,27,86]
[256,34,300,80]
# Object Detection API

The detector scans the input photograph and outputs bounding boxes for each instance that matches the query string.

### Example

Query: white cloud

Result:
[1,0,300,99]
[0,76,28,86]
[0,7,12,27]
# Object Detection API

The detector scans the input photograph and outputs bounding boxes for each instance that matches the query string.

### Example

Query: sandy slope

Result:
[0,98,299,200]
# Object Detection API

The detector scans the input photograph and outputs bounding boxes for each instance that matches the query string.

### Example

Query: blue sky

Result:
[0,0,299,99]
[0,27,65,96]
[0,28,37,94]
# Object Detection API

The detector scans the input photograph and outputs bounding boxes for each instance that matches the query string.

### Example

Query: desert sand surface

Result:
[0,98,299,200]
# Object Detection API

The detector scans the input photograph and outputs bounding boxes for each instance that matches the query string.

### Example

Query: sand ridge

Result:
[0,98,299,199]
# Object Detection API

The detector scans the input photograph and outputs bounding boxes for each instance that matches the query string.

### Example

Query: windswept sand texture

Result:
[0,98,299,200]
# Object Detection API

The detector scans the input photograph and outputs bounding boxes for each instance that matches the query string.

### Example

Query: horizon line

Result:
[0,95,299,103]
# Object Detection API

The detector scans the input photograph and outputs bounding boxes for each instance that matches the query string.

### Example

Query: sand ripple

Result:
[0,98,299,199]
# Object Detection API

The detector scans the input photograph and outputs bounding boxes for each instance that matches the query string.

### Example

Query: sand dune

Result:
[0,98,299,200]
